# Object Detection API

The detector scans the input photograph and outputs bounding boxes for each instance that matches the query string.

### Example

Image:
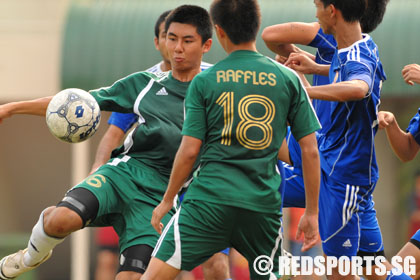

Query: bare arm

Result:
[378,111,420,162]
[0,97,52,124]
[90,124,126,173]
[296,132,320,251]
[151,136,202,234]
[262,22,320,58]
[278,138,292,165]
[306,80,369,102]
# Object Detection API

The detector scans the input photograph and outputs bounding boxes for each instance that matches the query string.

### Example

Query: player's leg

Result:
[202,250,231,280]
[232,208,284,280]
[0,186,98,279]
[396,229,420,279]
[357,194,412,280]
[319,177,362,280]
[143,200,231,280]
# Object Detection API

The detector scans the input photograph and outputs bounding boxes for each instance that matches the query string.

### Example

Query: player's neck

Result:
[224,41,257,54]
[172,67,201,82]
[333,21,363,49]
[160,61,171,72]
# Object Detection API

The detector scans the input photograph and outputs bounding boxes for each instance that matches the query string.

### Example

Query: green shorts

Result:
[72,155,176,253]
[153,199,283,279]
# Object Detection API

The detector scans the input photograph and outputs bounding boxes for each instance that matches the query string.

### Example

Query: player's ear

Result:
[154,37,159,51]
[202,38,212,54]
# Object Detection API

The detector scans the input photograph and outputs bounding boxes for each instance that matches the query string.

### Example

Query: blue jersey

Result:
[308,28,336,136]
[407,108,420,145]
[108,61,213,132]
[318,34,386,185]
[287,28,335,174]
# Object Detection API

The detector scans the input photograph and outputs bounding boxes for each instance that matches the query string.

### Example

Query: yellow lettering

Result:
[268,73,277,86]
[217,71,226,83]
[236,70,244,83]
[259,72,267,85]
[252,71,259,85]
[226,69,235,83]
[244,71,253,84]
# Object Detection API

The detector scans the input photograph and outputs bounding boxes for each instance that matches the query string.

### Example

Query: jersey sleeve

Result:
[182,77,207,140]
[89,73,149,113]
[287,74,321,141]
[344,60,373,89]
[108,112,138,133]
[407,109,420,145]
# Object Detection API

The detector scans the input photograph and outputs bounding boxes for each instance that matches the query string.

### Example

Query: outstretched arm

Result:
[296,132,320,251]
[0,97,52,124]
[378,111,420,162]
[151,136,202,234]
[262,22,320,58]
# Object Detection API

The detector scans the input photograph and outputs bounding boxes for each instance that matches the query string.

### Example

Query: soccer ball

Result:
[46,88,101,143]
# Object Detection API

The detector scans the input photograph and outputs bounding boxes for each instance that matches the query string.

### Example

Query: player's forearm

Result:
[299,133,320,215]
[306,80,368,102]
[163,136,201,203]
[91,125,125,172]
[385,120,419,162]
[265,41,299,58]
[6,97,52,117]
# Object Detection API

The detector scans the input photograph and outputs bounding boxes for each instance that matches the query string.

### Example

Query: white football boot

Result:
[0,248,52,279]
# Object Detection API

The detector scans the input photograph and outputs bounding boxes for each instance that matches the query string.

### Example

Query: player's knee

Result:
[43,206,83,237]
[202,253,230,279]
[56,187,99,228]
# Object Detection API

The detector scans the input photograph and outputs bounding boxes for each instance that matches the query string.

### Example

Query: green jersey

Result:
[182,50,320,213]
[90,71,190,177]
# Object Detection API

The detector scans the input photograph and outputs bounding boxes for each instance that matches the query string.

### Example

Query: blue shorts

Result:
[283,167,384,257]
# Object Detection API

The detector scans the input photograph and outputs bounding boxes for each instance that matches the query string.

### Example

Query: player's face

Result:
[314,0,333,34]
[155,22,170,64]
[166,22,211,72]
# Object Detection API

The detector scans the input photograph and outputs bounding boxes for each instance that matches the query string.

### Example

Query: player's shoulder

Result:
[145,62,162,73]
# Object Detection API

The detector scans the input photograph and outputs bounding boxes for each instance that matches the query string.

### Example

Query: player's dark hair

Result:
[360,0,389,33]
[210,0,261,45]
[320,0,366,22]
[165,5,212,44]
[154,10,172,38]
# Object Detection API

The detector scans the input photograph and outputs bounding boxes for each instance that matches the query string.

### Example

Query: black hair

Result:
[210,0,261,44]
[320,0,366,22]
[164,5,212,44]
[154,10,172,38]
[360,0,389,33]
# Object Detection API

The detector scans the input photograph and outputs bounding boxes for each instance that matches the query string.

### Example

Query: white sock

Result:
[23,211,65,267]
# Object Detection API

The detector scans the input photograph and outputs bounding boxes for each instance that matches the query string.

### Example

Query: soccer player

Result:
[0,5,213,280]
[141,0,321,279]
[281,0,411,279]
[378,64,420,279]
[91,10,227,280]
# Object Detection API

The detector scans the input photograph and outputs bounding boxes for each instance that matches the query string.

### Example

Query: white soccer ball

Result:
[46,88,101,143]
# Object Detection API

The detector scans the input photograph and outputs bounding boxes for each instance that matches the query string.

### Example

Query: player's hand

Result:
[296,212,319,252]
[377,111,395,129]
[402,64,420,86]
[151,199,173,234]
[284,53,319,74]
[275,54,288,64]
